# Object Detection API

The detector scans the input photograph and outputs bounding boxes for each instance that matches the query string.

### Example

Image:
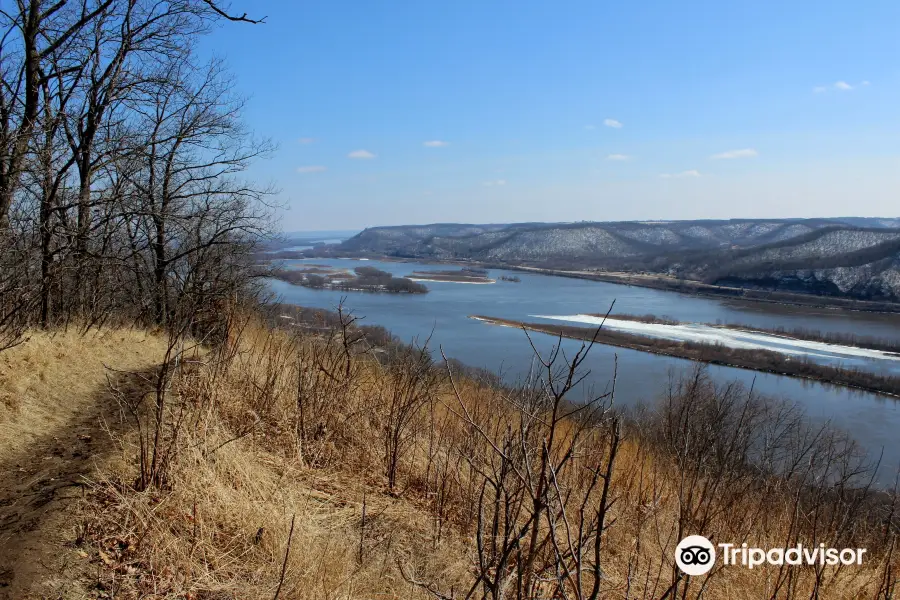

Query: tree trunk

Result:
[153,214,167,325]
[0,0,41,227]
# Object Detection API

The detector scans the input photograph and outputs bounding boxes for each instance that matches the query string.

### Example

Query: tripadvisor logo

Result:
[675,535,868,575]
[676,535,716,576]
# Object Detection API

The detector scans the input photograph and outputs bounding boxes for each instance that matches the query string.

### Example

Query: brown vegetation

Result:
[0,0,275,351]
[718,322,900,354]
[3,305,897,597]
[0,4,898,597]
[591,313,681,326]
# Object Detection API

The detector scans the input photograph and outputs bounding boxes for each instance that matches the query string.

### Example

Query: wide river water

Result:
[268,257,900,481]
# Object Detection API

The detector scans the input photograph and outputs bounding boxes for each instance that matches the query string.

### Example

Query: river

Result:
[267,257,900,481]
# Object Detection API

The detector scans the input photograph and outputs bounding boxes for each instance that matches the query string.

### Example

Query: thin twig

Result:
[273,514,296,600]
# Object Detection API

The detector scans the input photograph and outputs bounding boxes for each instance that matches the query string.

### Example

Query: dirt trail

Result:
[0,330,167,598]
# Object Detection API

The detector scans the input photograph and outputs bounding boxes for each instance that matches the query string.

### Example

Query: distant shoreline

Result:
[405,268,495,284]
[314,253,900,315]
[470,315,900,398]
[501,265,900,315]
[596,312,900,354]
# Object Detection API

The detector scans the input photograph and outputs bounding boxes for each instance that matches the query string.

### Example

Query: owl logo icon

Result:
[676,535,716,576]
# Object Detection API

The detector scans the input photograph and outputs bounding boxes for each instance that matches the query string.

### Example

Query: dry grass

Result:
[75,320,471,598]
[1,318,897,598]
[0,326,170,599]
[0,326,169,464]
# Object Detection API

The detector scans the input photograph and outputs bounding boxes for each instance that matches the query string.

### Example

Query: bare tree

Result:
[117,55,274,325]
[0,0,268,344]
[402,308,623,599]
[379,338,441,493]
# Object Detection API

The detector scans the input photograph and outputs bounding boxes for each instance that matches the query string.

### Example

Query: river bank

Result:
[313,252,900,314]
[598,312,900,354]
[264,256,900,475]
[493,265,900,315]
[470,315,900,398]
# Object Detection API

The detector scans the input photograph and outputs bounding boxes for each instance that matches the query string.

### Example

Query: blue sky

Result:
[202,0,900,230]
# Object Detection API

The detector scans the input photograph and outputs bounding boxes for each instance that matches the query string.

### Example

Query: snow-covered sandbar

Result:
[530,314,900,362]
[407,278,496,285]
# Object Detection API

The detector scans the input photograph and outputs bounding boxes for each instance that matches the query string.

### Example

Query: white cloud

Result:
[585,124,596,130]
[296,165,327,173]
[423,140,449,147]
[814,80,870,93]
[660,170,701,179]
[603,118,623,129]
[710,148,758,160]
[297,137,316,144]
[606,154,632,161]
[348,149,376,159]
[483,179,507,186]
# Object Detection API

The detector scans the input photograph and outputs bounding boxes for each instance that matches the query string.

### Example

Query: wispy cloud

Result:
[483,179,507,186]
[585,124,596,130]
[603,118,623,129]
[606,154,632,161]
[423,140,449,147]
[660,170,701,179]
[814,80,870,93]
[348,149,376,159]
[297,137,316,144]
[296,165,327,173]
[710,148,758,160]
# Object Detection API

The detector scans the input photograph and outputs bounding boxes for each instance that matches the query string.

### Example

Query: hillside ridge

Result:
[326,218,900,301]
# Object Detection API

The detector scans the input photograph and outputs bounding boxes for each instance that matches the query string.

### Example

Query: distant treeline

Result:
[471,315,900,397]
[408,267,493,283]
[266,303,397,347]
[265,302,503,386]
[719,323,900,354]
[588,313,681,326]
[259,250,311,260]
[591,312,900,354]
[514,267,900,314]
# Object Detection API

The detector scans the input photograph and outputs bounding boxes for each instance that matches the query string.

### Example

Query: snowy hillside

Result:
[329,218,900,301]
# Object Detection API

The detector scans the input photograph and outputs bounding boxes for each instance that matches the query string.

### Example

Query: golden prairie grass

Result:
[0,326,170,463]
[77,319,472,598]
[2,317,896,599]
[84,316,898,598]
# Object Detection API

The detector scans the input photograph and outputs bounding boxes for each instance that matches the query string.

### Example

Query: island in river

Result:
[263,254,900,484]
[271,265,428,294]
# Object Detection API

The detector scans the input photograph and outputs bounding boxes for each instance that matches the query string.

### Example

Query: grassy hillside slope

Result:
[0,316,897,598]
[0,328,170,598]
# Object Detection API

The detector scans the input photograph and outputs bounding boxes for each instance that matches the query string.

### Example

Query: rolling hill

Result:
[328,218,900,302]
